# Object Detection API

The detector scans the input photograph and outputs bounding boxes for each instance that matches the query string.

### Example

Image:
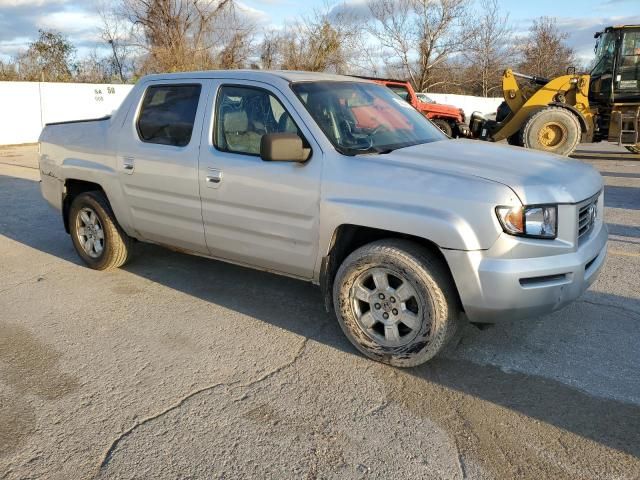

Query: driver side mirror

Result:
[260,133,310,162]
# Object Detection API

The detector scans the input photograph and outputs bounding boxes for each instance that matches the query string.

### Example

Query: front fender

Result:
[321,197,487,251]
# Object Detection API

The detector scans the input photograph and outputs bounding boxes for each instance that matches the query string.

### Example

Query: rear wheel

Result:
[333,239,460,367]
[520,107,581,156]
[432,118,453,137]
[69,191,133,270]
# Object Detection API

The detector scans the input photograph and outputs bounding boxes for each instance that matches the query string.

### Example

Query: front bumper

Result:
[443,221,608,323]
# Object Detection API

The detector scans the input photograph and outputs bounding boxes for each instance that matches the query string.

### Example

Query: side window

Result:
[387,84,410,102]
[215,85,301,156]
[137,84,201,147]
[619,31,640,90]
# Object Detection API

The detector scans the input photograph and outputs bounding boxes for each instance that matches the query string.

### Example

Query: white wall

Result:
[428,93,502,120]
[0,81,133,145]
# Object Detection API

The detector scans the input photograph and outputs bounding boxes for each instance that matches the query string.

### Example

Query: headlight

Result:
[495,205,557,239]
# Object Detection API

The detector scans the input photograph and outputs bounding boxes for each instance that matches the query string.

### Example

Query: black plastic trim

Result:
[45,116,111,126]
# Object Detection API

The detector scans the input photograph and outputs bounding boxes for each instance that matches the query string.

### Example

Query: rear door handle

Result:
[123,156,135,174]
[206,168,223,188]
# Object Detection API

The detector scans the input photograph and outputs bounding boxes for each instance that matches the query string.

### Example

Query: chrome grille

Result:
[578,196,598,241]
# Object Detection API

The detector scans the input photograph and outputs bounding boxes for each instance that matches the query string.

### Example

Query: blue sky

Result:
[0,0,638,63]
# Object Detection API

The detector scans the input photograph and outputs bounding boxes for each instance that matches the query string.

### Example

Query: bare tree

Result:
[367,0,473,91]
[463,0,515,97]
[98,1,135,82]
[0,60,18,81]
[74,51,113,83]
[258,4,365,74]
[259,29,280,70]
[117,0,228,72]
[518,16,577,78]
[109,0,258,73]
[212,3,255,69]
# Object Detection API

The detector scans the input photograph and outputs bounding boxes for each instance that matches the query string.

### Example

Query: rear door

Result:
[197,80,323,279]
[117,80,210,253]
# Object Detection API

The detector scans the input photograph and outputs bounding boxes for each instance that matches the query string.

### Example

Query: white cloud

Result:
[555,15,640,62]
[236,1,270,25]
[37,9,101,34]
[0,0,67,6]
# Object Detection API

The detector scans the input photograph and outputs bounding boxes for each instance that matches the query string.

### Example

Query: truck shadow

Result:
[605,185,640,211]
[125,241,640,459]
[1,173,640,460]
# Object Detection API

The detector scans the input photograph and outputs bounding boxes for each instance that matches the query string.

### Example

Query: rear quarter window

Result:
[137,84,201,147]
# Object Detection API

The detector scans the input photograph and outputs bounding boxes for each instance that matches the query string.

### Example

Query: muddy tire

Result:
[432,118,453,137]
[332,239,460,367]
[520,106,581,156]
[69,191,133,270]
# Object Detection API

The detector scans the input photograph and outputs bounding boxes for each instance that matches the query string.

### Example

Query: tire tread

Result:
[69,191,133,270]
[333,239,460,367]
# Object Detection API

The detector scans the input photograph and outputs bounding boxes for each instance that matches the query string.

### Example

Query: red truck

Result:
[357,76,469,138]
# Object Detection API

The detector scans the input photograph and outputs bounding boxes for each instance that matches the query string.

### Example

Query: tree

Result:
[116,0,257,73]
[0,60,18,81]
[367,0,473,91]
[98,1,136,82]
[258,4,365,74]
[518,17,577,78]
[463,0,515,97]
[74,51,113,83]
[213,4,255,70]
[15,30,76,82]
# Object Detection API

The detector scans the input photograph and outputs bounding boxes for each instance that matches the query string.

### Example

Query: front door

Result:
[117,80,210,253]
[198,81,322,279]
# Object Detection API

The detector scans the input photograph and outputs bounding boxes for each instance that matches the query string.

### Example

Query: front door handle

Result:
[122,156,135,174]
[206,168,223,188]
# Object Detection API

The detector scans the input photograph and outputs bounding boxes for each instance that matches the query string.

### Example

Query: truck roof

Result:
[141,69,368,84]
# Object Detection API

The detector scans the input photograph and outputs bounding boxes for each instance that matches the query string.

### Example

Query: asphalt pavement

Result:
[0,143,639,479]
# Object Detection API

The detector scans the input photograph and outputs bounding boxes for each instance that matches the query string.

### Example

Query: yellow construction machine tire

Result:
[520,106,581,156]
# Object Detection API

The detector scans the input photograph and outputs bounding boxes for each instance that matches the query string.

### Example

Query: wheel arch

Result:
[319,224,458,313]
[62,179,107,233]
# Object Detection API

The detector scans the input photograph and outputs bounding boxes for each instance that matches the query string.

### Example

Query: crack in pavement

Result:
[579,299,640,318]
[95,381,237,476]
[95,332,316,478]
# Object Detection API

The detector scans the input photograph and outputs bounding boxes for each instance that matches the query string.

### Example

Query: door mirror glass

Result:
[260,133,309,162]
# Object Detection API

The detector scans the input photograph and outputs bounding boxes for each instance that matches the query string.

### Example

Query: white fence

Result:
[0,81,133,145]
[0,81,502,146]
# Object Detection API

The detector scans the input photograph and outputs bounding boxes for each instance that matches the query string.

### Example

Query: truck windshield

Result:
[291,81,445,156]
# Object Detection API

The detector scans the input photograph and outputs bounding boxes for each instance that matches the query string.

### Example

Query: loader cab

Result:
[590,26,640,104]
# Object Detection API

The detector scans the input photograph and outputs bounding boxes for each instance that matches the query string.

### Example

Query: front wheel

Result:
[333,239,460,367]
[69,191,133,270]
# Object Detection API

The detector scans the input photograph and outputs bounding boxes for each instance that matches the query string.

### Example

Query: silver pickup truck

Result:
[39,70,608,367]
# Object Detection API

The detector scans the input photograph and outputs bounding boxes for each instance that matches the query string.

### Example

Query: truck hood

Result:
[380,139,603,205]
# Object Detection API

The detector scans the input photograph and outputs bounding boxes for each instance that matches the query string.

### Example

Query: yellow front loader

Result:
[469,25,640,156]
